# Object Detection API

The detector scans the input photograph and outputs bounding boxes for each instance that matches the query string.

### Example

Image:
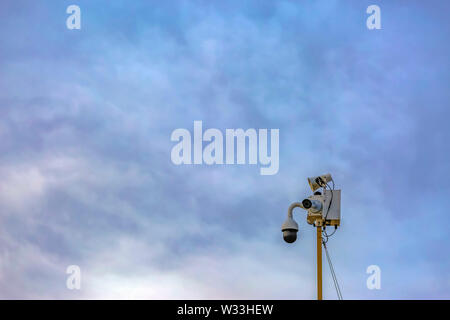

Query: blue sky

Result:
[0,0,449,299]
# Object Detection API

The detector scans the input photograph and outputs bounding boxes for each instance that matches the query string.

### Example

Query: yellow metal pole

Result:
[317,225,323,300]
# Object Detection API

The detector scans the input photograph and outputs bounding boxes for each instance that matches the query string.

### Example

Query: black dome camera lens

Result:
[302,199,312,209]
[283,230,297,243]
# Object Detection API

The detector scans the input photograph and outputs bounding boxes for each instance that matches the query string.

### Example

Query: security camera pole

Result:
[316,222,323,299]
[281,174,341,300]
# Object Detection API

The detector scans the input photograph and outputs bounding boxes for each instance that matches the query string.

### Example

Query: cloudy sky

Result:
[0,0,449,299]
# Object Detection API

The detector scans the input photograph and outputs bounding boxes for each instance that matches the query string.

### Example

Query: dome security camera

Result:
[282,229,298,243]
[281,216,299,243]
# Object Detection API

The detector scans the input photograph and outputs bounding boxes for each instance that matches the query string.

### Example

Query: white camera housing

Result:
[305,189,341,226]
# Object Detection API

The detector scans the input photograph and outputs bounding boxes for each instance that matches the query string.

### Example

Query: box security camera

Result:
[307,174,332,192]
